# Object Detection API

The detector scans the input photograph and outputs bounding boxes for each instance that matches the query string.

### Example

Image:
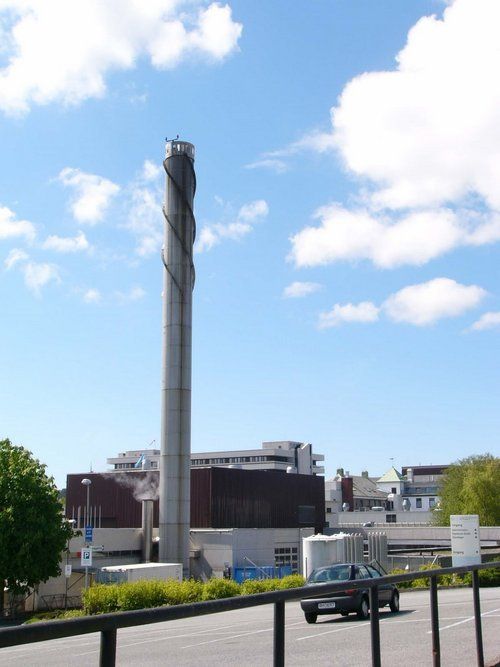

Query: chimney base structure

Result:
[159,139,196,575]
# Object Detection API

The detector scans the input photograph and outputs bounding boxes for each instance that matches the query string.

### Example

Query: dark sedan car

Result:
[300,562,400,624]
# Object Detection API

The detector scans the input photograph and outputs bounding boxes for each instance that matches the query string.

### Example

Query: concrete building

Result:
[106,441,325,476]
[324,465,445,526]
[325,471,389,516]
[400,465,446,511]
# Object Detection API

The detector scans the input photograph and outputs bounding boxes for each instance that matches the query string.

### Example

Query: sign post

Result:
[451,515,481,567]
[81,548,93,568]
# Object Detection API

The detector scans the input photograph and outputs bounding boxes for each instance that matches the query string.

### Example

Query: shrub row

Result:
[82,574,305,615]
[390,565,500,589]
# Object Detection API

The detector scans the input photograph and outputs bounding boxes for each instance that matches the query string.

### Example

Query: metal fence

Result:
[0,561,498,667]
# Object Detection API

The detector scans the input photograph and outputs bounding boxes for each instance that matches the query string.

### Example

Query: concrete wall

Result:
[337,510,432,526]
[190,527,315,580]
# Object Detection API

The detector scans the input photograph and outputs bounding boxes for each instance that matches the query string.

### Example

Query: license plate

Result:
[318,602,336,609]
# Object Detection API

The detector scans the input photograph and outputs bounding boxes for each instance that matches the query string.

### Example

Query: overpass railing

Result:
[0,561,498,667]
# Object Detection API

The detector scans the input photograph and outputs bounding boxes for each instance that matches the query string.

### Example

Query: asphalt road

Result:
[0,588,499,666]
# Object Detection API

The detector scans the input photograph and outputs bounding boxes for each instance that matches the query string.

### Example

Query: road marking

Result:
[296,619,378,641]
[180,620,305,649]
[426,607,500,633]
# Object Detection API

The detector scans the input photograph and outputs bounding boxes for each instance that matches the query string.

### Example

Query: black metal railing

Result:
[0,561,498,667]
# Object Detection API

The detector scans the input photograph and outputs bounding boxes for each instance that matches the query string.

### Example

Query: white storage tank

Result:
[302,533,364,578]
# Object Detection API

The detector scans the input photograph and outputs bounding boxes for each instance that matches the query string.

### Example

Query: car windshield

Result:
[307,565,351,583]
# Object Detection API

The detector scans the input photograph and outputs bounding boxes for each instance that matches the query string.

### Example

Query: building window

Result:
[429,498,435,508]
[274,547,298,573]
[391,487,397,494]
[386,514,397,523]
[326,507,332,513]
[298,505,316,525]
[416,498,422,509]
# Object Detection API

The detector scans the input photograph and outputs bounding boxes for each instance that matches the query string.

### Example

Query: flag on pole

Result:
[134,454,145,469]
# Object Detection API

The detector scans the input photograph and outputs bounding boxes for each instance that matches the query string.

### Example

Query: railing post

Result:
[100,628,117,667]
[273,600,285,667]
[430,575,440,667]
[472,569,484,667]
[369,586,381,667]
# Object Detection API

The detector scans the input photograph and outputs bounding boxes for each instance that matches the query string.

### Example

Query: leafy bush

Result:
[116,580,167,611]
[162,579,203,605]
[278,574,305,589]
[389,569,412,589]
[80,573,305,614]
[240,578,278,595]
[59,609,86,619]
[410,564,442,588]
[201,578,241,600]
[25,609,86,624]
[462,567,500,587]
[82,583,120,614]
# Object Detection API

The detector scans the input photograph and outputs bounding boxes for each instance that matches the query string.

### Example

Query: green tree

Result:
[433,454,500,526]
[0,439,73,612]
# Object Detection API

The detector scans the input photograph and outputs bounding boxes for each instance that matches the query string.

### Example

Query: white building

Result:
[107,441,325,476]
[400,465,446,511]
[324,464,447,526]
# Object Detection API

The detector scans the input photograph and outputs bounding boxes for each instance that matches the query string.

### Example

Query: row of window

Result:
[190,455,291,466]
[414,497,436,508]
[274,546,298,572]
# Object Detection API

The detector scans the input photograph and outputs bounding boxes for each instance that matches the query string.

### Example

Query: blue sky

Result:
[1,0,499,488]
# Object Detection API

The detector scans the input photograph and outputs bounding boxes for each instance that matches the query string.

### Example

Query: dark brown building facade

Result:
[66,468,325,533]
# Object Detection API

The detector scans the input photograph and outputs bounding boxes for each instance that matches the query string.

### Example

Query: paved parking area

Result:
[0,587,499,666]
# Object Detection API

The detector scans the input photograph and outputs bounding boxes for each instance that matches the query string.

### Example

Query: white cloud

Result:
[114,286,146,302]
[383,278,486,326]
[318,301,380,329]
[237,200,269,223]
[141,160,162,182]
[0,206,36,242]
[0,1,243,115]
[286,0,500,268]
[196,199,268,253]
[245,158,289,174]
[126,183,163,257]
[4,248,28,270]
[470,311,500,331]
[248,131,337,172]
[330,0,500,212]
[22,261,60,295]
[289,205,500,269]
[59,168,119,224]
[83,288,101,304]
[42,231,90,253]
[283,281,322,299]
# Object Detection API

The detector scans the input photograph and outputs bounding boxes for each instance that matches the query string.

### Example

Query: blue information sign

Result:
[85,526,93,543]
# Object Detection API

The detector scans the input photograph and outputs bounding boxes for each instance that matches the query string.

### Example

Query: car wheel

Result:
[305,612,317,624]
[390,591,400,613]
[357,597,370,620]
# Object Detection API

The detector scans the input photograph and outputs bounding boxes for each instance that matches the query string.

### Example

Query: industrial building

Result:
[65,467,325,534]
[106,440,325,476]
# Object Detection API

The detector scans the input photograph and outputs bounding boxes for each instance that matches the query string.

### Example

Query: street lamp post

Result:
[64,519,76,609]
[81,478,92,589]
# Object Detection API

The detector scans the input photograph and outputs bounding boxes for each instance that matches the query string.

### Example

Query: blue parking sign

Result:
[85,526,93,543]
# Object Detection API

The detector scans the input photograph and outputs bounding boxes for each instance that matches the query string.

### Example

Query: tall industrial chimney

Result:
[159,139,196,574]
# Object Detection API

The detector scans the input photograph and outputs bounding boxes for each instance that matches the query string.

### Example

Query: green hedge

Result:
[390,565,500,589]
[82,575,305,615]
